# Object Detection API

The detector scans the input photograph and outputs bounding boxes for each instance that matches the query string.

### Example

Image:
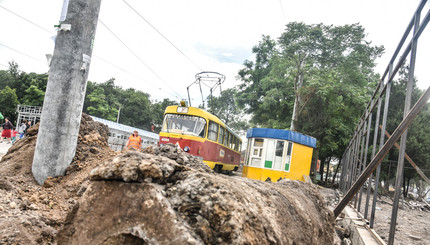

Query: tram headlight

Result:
[183,146,190,152]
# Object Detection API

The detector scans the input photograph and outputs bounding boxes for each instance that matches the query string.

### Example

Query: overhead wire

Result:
[121,0,203,71]
[94,55,182,100]
[0,6,182,98]
[0,5,55,35]
[98,19,183,99]
[0,42,45,64]
[278,0,287,24]
[0,4,186,100]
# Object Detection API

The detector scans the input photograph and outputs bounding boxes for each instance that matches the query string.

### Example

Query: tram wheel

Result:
[214,164,222,173]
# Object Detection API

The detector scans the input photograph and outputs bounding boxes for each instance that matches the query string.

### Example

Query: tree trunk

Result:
[331,161,341,185]
[324,157,332,184]
[290,70,303,131]
[319,158,326,183]
[418,179,423,199]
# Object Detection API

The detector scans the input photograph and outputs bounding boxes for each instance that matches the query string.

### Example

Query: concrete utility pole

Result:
[32,0,102,185]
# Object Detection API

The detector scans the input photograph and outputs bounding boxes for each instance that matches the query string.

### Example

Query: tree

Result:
[0,86,19,124]
[118,88,151,130]
[207,88,249,135]
[86,87,118,121]
[22,79,45,106]
[150,98,177,132]
[383,67,430,197]
[236,35,278,126]
[236,22,384,178]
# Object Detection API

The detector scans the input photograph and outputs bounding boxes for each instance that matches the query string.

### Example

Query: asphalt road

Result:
[0,141,12,160]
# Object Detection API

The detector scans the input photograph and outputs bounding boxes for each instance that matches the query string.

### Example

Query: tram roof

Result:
[246,128,316,148]
[164,105,241,141]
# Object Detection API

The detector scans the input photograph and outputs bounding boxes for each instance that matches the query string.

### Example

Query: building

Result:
[91,116,158,151]
[242,128,316,182]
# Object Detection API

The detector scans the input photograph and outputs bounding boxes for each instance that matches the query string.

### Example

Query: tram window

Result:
[224,131,229,146]
[238,141,242,152]
[218,127,225,144]
[208,121,219,141]
[284,141,293,172]
[162,114,206,138]
[228,131,233,148]
[231,136,236,150]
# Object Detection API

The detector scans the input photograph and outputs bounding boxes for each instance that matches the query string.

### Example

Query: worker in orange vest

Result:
[126,130,142,150]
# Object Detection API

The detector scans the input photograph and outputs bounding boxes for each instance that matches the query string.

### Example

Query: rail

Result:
[335,1,430,244]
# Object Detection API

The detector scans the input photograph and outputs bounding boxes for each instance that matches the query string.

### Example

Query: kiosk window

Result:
[284,141,293,172]
[250,138,264,167]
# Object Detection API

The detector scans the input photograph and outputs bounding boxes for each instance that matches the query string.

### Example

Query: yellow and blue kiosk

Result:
[242,128,316,182]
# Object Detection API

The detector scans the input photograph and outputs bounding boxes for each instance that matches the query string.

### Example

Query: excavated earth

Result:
[0,114,335,244]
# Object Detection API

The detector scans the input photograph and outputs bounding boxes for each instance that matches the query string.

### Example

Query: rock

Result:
[409,234,422,241]
[9,202,17,209]
[43,178,55,188]
[57,147,335,245]
[0,179,13,191]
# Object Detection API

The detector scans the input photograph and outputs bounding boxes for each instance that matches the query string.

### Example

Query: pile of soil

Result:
[0,114,335,244]
[0,113,115,244]
[58,144,335,244]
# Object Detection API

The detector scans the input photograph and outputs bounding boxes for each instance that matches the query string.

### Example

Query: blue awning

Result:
[246,128,316,148]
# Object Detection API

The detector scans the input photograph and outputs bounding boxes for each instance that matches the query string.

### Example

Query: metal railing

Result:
[334,1,430,244]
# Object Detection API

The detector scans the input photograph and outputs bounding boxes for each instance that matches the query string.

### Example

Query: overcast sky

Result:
[0,0,429,103]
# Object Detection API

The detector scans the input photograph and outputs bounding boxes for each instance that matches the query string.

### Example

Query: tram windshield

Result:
[162,114,206,137]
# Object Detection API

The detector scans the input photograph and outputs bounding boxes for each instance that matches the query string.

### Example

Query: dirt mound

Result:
[0,113,114,244]
[57,147,334,244]
[0,118,335,244]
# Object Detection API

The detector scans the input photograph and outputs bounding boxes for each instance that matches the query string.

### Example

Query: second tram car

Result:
[159,102,242,172]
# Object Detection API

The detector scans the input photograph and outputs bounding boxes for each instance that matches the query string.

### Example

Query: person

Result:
[25,120,32,136]
[126,130,142,150]
[18,120,27,139]
[1,117,13,144]
[11,127,19,144]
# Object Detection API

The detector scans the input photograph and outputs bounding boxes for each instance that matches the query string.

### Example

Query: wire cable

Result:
[0,42,45,64]
[278,0,287,24]
[0,5,55,35]
[98,19,183,99]
[121,0,203,71]
[94,55,182,100]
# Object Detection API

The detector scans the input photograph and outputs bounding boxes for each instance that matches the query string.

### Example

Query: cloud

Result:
[194,42,252,64]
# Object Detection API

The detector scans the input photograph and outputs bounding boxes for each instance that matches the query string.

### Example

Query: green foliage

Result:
[0,86,19,124]
[207,88,249,135]
[383,67,430,184]
[22,79,45,106]
[0,62,177,132]
[237,22,384,162]
[86,87,118,121]
[150,98,177,132]
[117,88,152,130]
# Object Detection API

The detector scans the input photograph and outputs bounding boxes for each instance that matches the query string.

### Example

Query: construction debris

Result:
[0,115,335,244]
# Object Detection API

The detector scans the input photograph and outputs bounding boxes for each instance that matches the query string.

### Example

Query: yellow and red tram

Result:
[159,103,242,172]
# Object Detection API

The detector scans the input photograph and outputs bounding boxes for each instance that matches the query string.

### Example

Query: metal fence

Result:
[334,1,430,244]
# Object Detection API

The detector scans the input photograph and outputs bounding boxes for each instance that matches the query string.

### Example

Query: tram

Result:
[159,102,242,172]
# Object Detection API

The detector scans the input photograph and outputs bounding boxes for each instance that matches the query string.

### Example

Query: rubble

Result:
[0,115,335,244]
[58,146,335,244]
[0,114,114,245]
